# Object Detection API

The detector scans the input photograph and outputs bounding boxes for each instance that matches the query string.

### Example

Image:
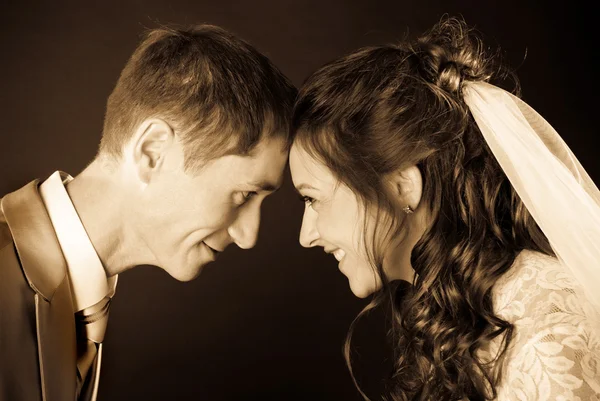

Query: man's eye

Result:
[243,191,257,200]
[235,191,257,205]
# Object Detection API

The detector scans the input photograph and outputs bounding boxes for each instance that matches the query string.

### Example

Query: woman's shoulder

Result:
[494,249,599,324]
[491,250,600,400]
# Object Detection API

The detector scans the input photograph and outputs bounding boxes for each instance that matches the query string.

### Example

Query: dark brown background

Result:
[0,1,596,400]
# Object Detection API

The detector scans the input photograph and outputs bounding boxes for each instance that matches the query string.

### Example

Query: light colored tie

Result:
[76,296,111,401]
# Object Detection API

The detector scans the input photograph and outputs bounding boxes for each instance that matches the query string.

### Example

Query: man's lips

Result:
[204,242,224,254]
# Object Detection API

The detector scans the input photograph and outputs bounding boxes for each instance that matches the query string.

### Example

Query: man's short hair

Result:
[99,25,297,169]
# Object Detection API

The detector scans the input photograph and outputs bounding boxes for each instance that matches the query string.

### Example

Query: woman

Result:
[290,18,600,400]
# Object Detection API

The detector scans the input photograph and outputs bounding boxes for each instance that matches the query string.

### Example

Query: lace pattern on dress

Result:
[481,250,600,400]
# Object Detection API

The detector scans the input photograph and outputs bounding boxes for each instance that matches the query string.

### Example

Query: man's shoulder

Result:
[0,200,15,252]
[0,182,70,301]
[0,196,24,289]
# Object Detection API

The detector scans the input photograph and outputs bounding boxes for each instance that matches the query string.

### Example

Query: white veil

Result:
[463,82,600,314]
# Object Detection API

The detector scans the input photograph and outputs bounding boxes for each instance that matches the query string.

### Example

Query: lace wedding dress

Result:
[482,250,600,400]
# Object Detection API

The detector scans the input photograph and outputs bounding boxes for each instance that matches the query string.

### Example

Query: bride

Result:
[290,17,600,400]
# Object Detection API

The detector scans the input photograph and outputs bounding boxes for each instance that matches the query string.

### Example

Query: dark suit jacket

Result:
[0,180,77,401]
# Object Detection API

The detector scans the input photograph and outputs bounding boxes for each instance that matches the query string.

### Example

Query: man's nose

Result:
[228,205,261,250]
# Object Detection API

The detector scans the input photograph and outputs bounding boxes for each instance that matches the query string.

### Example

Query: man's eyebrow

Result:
[249,180,282,192]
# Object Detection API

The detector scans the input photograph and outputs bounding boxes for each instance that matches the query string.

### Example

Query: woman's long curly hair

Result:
[291,17,554,401]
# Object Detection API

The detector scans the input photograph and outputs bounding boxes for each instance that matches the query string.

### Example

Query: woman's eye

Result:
[299,195,315,207]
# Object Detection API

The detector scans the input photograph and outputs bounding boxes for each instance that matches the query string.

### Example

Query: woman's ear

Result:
[389,165,423,211]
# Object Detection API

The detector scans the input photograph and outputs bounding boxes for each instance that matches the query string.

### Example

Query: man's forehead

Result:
[242,139,288,190]
[248,135,289,156]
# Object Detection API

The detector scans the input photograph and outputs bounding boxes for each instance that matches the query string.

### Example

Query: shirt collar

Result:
[39,171,117,312]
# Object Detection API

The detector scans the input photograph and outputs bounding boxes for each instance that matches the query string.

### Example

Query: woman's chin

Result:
[348,278,379,298]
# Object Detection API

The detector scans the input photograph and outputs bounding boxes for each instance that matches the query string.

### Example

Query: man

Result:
[0,25,296,401]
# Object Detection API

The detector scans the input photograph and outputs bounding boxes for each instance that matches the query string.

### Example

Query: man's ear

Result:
[388,165,423,211]
[129,118,175,185]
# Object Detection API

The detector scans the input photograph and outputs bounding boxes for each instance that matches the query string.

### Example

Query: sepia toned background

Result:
[0,1,596,400]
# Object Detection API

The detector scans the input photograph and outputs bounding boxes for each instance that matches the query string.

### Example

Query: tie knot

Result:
[76,296,111,343]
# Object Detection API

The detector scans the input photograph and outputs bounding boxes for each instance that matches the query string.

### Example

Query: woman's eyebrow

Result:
[296,183,318,192]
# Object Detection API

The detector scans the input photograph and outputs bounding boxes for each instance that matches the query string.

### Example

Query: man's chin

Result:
[165,263,208,282]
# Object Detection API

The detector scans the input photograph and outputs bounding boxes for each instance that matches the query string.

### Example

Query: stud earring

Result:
[402,205,414,214]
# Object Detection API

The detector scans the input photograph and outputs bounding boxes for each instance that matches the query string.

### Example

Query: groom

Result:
[0,25,296,401]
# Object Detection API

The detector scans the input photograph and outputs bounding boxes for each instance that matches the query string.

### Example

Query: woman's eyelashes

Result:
[298,194,316,207]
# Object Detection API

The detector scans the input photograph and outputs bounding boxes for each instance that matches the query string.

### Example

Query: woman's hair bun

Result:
[414,17,493,93]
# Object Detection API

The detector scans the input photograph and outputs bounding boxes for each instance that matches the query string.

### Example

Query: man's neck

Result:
[66,159,154,276]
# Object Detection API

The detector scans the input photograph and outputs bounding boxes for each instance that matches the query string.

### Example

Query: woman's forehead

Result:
[289,144,337,188]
